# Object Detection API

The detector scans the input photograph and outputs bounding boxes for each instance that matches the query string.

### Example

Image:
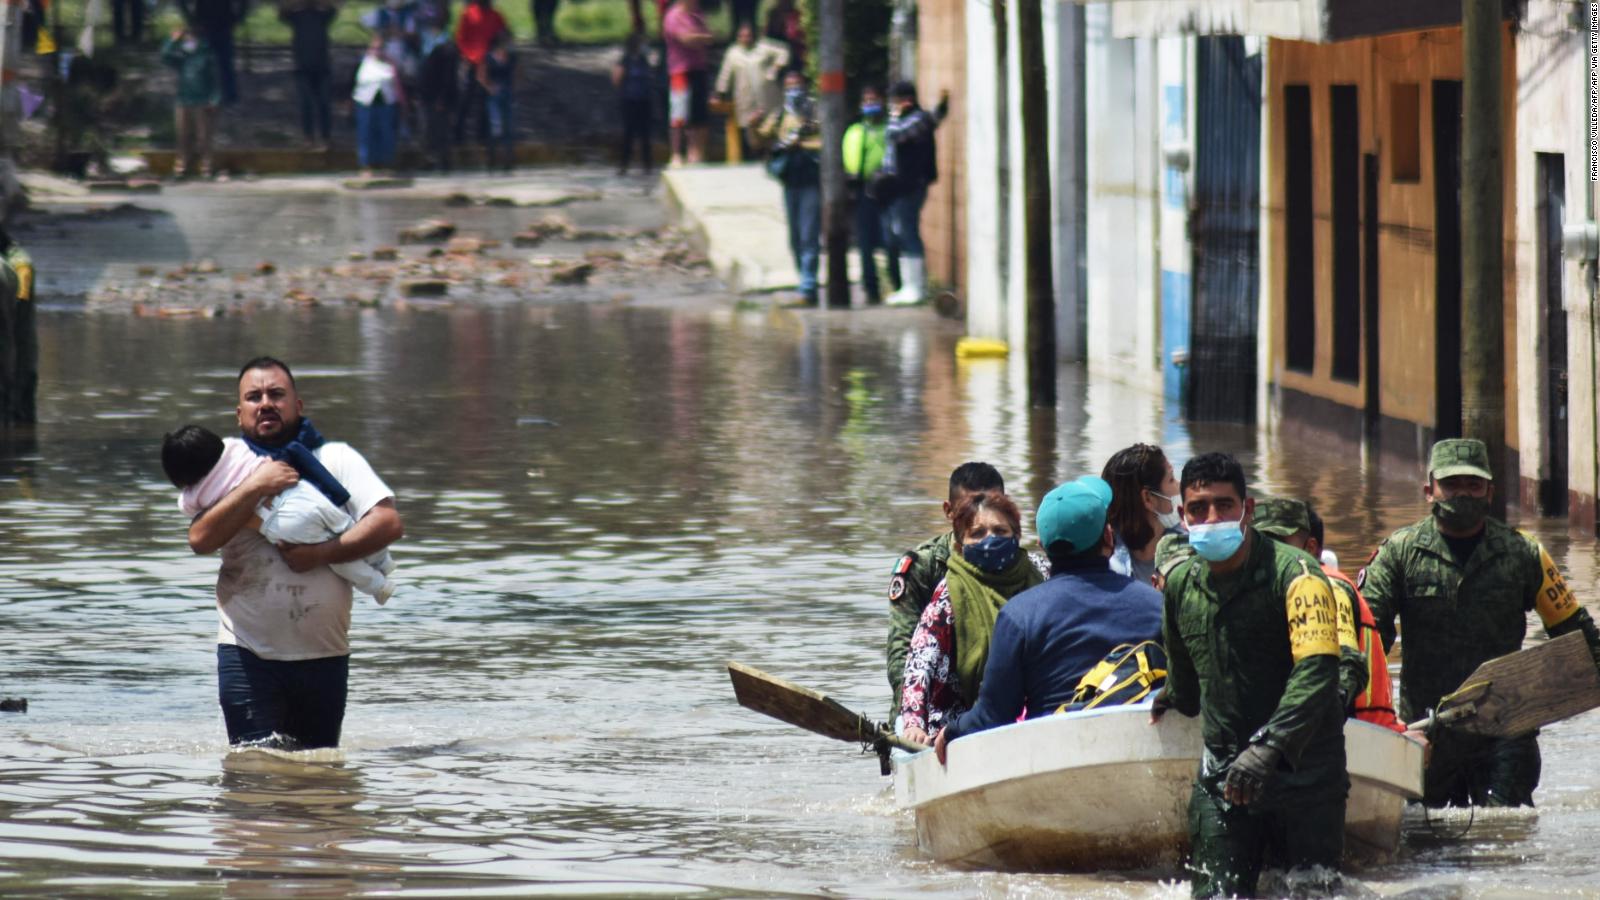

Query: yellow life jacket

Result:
[1059,641,1169,713]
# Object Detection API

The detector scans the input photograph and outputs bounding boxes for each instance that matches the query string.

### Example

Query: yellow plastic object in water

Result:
[956,338,1010,359]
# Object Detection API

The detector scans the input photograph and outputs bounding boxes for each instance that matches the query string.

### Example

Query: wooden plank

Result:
[1432,631,1600,738]
[727,661,929,752]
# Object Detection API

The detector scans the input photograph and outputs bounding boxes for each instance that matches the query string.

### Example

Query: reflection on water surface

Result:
[2,294,1598,897]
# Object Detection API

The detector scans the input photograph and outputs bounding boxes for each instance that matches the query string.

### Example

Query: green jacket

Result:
[1359,515,1598,723]
[842,120,887,179]
[161,37,221,107]
[1162,528,1347,805]
[886,531,953,718]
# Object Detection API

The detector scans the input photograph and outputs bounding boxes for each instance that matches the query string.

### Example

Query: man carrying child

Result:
[181,356,404,750]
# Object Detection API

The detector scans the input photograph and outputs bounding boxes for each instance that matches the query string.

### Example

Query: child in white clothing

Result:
[162,424,396,603]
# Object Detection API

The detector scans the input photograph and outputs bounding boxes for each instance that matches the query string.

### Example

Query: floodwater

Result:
[3,175,1600,898]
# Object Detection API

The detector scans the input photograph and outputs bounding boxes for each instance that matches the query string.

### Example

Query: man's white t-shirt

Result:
[215,442,393,660]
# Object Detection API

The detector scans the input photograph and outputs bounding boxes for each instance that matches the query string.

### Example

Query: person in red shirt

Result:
[662,0,713,165]
[453,0,507,145]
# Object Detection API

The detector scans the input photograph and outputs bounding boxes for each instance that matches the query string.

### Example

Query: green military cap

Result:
[1154,533,1194,580]
[1252,497,1310,538]
[1430,438,1494,481]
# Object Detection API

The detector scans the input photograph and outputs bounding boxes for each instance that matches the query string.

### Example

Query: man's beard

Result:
[247,415,298,446]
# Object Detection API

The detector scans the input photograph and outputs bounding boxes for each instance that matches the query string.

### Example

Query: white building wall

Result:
[1514,0,1598,515]
[1085,5,1163,391]
[964,0,1071,354]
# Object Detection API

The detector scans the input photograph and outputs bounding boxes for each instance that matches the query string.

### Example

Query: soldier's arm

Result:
[1358,539,1401,653]
[885,552,928,714]
[1255,573,1342,767]
[1332,579,1369,710]
[1528,537,1600,671]
[1157,575,1200,717]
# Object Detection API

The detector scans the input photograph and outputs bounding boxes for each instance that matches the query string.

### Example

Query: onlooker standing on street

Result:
[882,80,947,305]
[453,0,507,144]
[417,25,459,171]
[177,0,247,105]
[756,69,822,305]
[532,0,559,46]
[763,0,805,69]
[612,30,654,175]
[713,22,786,159]
[663,0,713,166]
[480,32,517,171]
[279,0,337,150]
[351,35,404,175]
[162,26,220,178]
[843,84,901,305]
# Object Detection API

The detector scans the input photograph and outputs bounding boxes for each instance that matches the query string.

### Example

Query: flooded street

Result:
[3,174,1599,897]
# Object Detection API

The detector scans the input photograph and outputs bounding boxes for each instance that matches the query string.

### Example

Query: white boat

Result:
[892,705,1425,871]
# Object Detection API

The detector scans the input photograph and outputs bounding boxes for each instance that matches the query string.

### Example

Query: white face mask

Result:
[1148,490,1184,532]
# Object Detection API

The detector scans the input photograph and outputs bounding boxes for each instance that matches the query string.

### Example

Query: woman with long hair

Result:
[900,491,1045,745]
[1100,443,1183,587]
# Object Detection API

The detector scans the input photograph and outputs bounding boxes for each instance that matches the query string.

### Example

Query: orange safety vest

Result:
[1324,565,1406,733]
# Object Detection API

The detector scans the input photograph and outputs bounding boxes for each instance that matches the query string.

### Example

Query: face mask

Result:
[785,88,806,106]
[1187,520,1245,562]
[1148,490,1184,532]
[860,103,883,118]
[182,38,198,51]
[1432,494,1489,532]
[963,534,1020,574]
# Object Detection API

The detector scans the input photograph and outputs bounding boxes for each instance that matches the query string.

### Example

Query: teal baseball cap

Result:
[1037,476,1113,554]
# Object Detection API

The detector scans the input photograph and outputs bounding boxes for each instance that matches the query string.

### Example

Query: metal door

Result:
[1538,153,1568,515]
[1186,36,1261,423]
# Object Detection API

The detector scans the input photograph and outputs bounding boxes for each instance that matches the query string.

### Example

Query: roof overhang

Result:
[1087,0,1514,43]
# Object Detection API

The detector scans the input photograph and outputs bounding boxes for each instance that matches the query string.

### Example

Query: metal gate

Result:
[1187,37,1262,423]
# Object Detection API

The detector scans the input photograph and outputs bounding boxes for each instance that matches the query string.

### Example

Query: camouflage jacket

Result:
[1162,528,1347,805]
[886,531,953,719]
[1359,515,1596,723]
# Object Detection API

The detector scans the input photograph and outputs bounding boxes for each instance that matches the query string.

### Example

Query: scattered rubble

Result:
[84,221,708,315]
[399,219,457,243]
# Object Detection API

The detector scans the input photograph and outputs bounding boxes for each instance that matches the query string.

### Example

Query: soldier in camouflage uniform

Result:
[886,462,1005,720]
[1359,438,1600,807]
[1153,454,1347,899]
[1253,498,1367,712]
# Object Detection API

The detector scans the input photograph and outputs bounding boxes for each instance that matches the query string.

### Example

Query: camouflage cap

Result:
[1430,438,1493,481]
[1252,497,1310,538]
[1154,533,1194,580]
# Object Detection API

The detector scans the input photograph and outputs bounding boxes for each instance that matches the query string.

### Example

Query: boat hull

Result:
[893,707,1423,871]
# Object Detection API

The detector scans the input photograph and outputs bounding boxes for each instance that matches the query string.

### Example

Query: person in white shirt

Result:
[187,356,404,750]
[351,35,405,175]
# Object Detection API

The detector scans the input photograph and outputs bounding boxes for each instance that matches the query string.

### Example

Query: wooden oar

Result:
[727,661,930,755]
[1408,630,1600,738]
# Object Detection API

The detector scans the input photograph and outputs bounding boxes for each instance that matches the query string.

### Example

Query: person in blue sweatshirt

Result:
[934,475,1164,761]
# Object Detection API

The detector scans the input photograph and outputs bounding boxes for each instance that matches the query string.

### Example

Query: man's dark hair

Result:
[861,83,885,98]
[1180,452,1248,502]
[1307,507,1325,549]
[948,461,1004,501]
[238,356,296,388]
[161,424,225,488]
[889,80,918,104]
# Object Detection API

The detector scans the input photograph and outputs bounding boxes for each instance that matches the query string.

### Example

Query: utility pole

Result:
[1018,0,1055,405]
[1461,0,1505,513]
[818,0,850,308]
[992,0,1010,329]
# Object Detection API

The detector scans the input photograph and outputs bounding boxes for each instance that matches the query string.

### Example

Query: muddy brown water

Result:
[2,175,1598,897]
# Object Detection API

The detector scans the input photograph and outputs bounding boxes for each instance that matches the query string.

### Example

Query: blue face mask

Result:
[860,103,883,118]
[1187,520,1246,562]
[963,534,1020,574]
[785,87,806,106]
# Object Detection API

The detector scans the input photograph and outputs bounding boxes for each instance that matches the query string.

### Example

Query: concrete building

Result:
[1112,0,1600,529]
